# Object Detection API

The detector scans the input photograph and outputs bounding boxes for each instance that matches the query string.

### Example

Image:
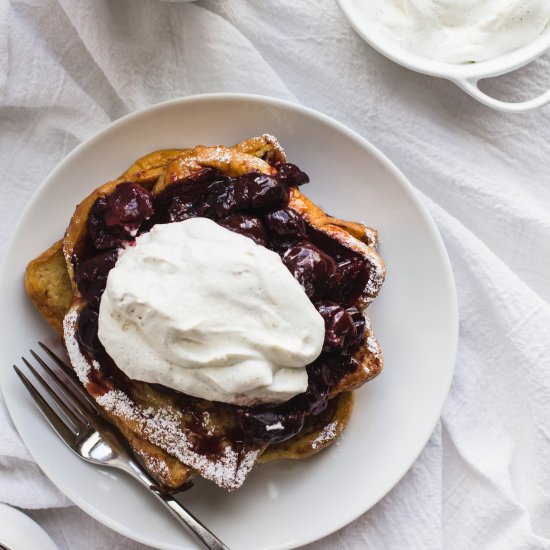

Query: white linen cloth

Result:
[1,0,550,548]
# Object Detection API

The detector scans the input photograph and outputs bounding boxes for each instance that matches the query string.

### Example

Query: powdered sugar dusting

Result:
[363,315,382,359]
[363,246,385,305]
[97,389,260,490]
[262,133,286,160]
[63,307,91,383]
[214,145,231,165]
[362,226,378,248]
[310,421,338,450]
[146,456,170,480]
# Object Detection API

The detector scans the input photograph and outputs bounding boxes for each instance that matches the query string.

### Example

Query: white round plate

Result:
[0,503,58,550]
[0,94,458,549]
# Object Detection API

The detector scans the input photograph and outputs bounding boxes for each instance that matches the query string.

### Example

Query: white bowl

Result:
[0,504,58,550]
[337,0,550,113]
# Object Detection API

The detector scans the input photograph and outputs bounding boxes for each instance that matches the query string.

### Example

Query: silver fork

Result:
[13,342,229,550]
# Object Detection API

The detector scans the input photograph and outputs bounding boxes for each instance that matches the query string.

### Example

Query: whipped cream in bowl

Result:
[97,218,325,406]
[338,0,550,111]
[361,0,550,64]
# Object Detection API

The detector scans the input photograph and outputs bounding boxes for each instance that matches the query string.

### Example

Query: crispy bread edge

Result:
[25,240,72,338]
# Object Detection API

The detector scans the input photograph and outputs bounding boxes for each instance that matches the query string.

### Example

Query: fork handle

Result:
[151,488,230,550]
[122,461,230,550]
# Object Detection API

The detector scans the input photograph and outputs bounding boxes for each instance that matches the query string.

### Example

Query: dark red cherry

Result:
[307,358,336,388]
[286,370,330,415]
[167,196,197,222]
[249,174,289,210]
[316,301,358,353]
[103,183,154,233]
[274,163,309,186]
[195,179,250,218]
[282,242,337,301]
[302,382,329,415]
[346,306,366,346]
[263,208,306,240]
[87,183,154,250]
[305,384,329,415]
[237,407,305,444]
[217,215,267,246]
[328,257,369,304]
[87,197,119,250]
[77,306,103,354]
[75,250,119,309]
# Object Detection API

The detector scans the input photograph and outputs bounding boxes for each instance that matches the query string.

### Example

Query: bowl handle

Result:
[454,77,550,113]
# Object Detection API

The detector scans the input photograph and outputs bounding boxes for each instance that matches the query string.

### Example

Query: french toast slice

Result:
[25,240,71,338]
[25,250,356,485]
[25,135,384,491]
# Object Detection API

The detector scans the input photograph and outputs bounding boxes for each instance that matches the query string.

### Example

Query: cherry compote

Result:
[316,301,359,354]
[282,242,337,301]
[217,214,267,246]
[195,178,250,218]
[236,407,305,444]
[167,196,197,223]
[76,161,370,447]
[77,306,103,354]
[263,207,307,240]
[273,162,309,186]
[87,182,154,250]
[248,174,288,210]
[75,250,119,309]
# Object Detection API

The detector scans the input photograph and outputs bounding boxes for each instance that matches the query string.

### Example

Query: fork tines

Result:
[13,342,97,444]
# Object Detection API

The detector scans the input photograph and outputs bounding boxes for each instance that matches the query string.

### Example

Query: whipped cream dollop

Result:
[97,218,325,405]
[359,0,550,63]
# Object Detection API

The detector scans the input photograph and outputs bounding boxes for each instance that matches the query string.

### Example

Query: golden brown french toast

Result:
[25,135,385,491]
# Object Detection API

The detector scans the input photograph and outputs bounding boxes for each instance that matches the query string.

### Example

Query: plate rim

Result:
[0,93,458,549]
